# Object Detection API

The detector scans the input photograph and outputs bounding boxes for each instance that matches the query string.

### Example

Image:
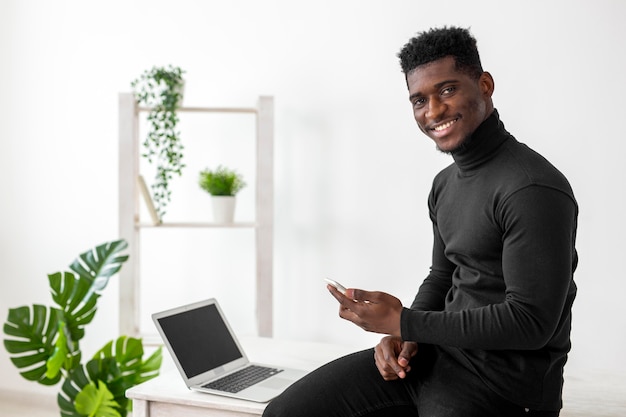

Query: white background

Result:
[1,0,625,399]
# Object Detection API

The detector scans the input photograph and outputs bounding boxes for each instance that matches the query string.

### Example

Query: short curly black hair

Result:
[398,26,483,79]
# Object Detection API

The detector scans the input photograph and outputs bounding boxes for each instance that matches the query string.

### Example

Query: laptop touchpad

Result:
[258,377,293,389]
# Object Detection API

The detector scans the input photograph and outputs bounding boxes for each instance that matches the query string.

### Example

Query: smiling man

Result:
[263,27,578,417]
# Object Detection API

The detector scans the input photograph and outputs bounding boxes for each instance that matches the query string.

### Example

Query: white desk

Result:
[126,337,359,417]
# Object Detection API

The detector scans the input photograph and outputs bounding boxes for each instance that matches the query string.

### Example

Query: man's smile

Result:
[431,118,459,132]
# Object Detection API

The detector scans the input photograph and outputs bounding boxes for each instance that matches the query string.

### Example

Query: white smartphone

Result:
[324,278,347,295]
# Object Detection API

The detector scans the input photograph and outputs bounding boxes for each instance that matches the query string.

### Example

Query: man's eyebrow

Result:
[409,79,459,102]
[435,79,459,89]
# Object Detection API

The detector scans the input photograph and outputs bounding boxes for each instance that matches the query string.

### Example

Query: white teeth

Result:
[433,119,456,131]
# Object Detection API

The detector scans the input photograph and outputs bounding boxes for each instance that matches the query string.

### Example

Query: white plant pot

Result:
[211,196,236,223]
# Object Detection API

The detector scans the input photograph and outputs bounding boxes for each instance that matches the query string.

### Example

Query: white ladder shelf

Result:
[117,93,274,338]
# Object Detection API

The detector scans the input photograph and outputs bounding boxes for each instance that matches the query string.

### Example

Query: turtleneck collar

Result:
[451,109,512,173]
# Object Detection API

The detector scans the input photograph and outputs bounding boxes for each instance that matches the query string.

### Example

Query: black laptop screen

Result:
[157,303,243,378]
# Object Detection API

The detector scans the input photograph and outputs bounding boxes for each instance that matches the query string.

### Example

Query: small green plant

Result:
[199,165,247,196]
[131,65,186,219]
[3,240,162,417]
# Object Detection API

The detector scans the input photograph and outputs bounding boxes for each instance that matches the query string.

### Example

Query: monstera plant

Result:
[3,239,162,417]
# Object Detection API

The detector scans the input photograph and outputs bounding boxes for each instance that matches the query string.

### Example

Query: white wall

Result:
[1,0,625,398]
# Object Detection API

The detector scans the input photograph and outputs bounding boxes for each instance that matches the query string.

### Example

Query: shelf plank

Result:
[138,105,257,114]
[138,222,258,228]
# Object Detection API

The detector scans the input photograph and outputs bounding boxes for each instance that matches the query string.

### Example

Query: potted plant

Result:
[131,65,186,221]
[198,165,247,223]
[3,239,162,417]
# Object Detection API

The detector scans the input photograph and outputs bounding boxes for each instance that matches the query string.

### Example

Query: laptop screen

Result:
[155,303,243,378]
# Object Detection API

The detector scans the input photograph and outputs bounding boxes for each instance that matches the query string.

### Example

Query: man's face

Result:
[407,56,494,153]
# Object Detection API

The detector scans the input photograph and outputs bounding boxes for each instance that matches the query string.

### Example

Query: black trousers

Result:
[263,345,559,417]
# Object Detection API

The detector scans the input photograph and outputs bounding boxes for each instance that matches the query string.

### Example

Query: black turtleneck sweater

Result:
[400,110,578,411]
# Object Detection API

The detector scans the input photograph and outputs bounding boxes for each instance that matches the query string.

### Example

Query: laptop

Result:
[152,298,308,403]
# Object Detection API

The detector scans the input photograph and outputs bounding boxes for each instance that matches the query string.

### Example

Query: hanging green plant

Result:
[131,65,186,220]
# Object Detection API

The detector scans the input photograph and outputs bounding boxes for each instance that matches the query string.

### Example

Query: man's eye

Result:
[442,86,456,95]
[413,98,426,108]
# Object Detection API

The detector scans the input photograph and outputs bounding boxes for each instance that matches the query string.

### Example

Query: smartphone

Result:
[324,278,347,295]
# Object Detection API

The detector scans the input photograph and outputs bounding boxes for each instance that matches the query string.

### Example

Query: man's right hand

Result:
[374,336,418,380]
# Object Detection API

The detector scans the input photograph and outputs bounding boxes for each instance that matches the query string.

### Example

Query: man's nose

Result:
[426,98,446,120]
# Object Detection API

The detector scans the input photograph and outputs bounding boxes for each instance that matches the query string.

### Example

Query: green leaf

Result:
[91,336,162,412]
[3,305,63,385]
[49,271,98,345]
[58,337,161,417]
[69,239,129,292]
[46,321,69,379]
[75,380,121,417]
[59,365,92,416]
[135,346,163,384]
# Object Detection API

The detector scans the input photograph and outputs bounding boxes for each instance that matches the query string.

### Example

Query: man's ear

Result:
[479,71,495,97]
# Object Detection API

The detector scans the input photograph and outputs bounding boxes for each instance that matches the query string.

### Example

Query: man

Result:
[263,26,577,417]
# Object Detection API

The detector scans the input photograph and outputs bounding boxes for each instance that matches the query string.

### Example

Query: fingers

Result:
[374,336,412,381]
[338,302,380,333]
[398,341,418,367]
[327,285,364,315]
[374,343,398,380]
[326,285,362,324]
[338,302,367,329]
[350,288,378,303]
[326,284,346,302]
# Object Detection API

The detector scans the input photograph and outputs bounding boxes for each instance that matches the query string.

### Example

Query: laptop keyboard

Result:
[203,365,284,393]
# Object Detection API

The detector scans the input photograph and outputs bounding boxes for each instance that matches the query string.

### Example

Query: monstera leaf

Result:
[46,321,74,379]
[59,336,162,417]
[49,271,99,346]
[57,361,120,417]
[93,336,162,389]
[75,380,121,417]
[3,304,64,385]
[91,336,162,413]
[69,240,129,293]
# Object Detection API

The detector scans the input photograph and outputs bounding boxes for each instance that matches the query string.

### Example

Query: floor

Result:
[0,390,57,417]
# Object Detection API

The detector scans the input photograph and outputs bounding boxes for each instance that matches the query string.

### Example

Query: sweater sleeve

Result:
[401,185,577,350]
